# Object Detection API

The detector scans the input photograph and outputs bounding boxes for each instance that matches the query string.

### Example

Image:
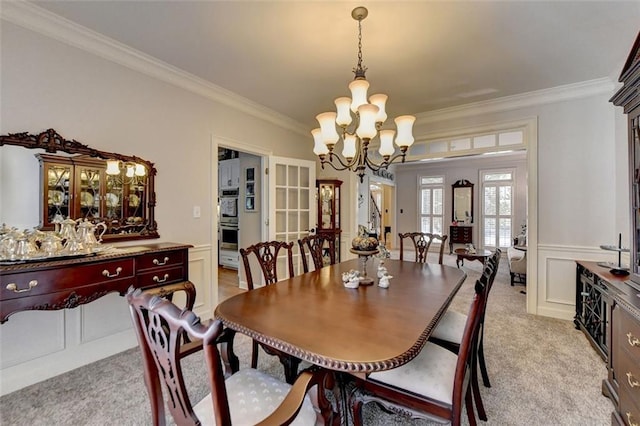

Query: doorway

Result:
[369,179,395,249]
[216,144,265,295]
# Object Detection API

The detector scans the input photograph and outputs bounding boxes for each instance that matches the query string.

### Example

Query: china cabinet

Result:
[606,31,640,426]
[0,129,158,242]
[38,154,146,232]
[316,179,342,263]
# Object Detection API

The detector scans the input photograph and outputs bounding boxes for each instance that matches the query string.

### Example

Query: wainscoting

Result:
[0,245,212,396]
[535,244,625,320]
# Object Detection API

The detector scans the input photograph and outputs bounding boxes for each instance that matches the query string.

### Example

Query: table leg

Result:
[217,328,239,377]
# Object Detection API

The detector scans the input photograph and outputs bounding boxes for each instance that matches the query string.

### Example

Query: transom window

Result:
[419,176,444,235]
[481,169,514,248]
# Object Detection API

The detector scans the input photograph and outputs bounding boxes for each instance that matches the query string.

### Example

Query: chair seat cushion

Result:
[193,368,317,425]
[368,342,457,405]
[430,310,466,344]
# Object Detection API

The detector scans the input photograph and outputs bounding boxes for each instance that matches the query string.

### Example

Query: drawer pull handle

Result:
[153,257,170,266]
[153,274,170,283]
[102,267,123,278]
[627,412,638,426]
[6,280,38,293]
[628,372,640,388]
[628,332,640,348]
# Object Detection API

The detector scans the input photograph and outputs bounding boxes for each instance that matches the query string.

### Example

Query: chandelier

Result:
[312,6,416,182]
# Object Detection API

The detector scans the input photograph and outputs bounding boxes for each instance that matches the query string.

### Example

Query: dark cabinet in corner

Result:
[607,30,640,426]
[449,225,472,254]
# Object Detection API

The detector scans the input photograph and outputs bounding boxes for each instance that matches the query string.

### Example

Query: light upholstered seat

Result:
[126,285,325,426]
[193,368,317,425]
[350,278,488,426]
[430,249,501,391]
[507,245,526,286]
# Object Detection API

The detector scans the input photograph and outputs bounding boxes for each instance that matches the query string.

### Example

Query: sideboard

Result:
[449,225,472,254]
[0,242,191,323]
[575,261,640,425]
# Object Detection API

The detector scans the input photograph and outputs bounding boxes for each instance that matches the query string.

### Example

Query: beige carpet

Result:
[0,254,612,425]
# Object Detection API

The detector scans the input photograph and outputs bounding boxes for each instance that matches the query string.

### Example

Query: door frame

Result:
[211,135,272,302]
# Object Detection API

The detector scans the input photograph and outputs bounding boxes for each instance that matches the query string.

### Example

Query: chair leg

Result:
[510,272,515,286]
[465,385,477,426]
[350,391,365,426]
[251,340,259,369]
[471,357,488,421]
[478,337,491,388]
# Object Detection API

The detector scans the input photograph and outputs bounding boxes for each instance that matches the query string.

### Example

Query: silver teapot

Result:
[76,219,107,249]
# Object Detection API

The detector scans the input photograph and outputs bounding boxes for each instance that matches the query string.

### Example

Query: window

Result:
[481,170,514,248]
[419,176,444,235]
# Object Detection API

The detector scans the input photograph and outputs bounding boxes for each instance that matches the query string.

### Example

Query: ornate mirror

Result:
[452,179,474,224]
[0,129,158,241]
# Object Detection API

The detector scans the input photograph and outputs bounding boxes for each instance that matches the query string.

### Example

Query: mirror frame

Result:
[452,179,474,224]
[0,128,159,241]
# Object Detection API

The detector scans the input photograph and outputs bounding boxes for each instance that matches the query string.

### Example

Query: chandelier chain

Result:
[353,18,367,79]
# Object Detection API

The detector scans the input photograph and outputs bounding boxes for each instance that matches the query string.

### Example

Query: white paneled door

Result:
[268,156,316,276]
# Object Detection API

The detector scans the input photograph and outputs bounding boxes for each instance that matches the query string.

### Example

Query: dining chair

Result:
[240,240,301,383]
[430,249,501,391]
[350,277,488,426]
[298,233,337,273]
[398,232,449,264]
[126,286,326,426]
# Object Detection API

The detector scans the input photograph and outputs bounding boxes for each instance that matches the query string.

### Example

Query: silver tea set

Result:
[0,218,109,262]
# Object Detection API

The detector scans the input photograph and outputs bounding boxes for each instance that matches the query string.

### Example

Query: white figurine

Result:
[343,270,360,288]
[377,264,388,278]
[378,274,393,288]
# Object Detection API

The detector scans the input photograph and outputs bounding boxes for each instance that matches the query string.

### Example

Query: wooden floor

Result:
[218,266,245,302]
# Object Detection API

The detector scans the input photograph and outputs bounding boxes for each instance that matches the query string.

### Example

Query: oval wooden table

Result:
[454,248,492,268]
[214,258,467,422]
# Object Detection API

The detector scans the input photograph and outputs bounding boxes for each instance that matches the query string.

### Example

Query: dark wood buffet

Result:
[575,263,640,426]
[0,242,191,323]
[449,225,472,254]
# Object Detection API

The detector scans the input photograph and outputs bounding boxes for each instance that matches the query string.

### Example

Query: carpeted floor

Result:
[0,254,612,425]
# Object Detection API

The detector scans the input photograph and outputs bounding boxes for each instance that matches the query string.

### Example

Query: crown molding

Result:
[415,78,616,124]
[0,1,309,136]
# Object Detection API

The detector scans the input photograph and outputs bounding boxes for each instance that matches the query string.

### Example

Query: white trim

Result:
[415,78,615,123]
[525,118,538,314]
[0,1,308,136]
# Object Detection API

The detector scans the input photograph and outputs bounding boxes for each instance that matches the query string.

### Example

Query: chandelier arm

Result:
[327,150,359,170]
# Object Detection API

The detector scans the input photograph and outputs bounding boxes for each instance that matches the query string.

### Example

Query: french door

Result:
[267,156,316,277]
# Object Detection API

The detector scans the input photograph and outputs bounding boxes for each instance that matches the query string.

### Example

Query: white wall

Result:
[394,153,527,251]
[0,20,316,395]
[413,91,626,320]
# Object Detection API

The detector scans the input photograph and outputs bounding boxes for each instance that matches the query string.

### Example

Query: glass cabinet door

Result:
[40,157,73,229]
[75,161,104,221]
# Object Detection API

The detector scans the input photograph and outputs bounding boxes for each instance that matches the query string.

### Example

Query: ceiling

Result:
[28,1,640,130]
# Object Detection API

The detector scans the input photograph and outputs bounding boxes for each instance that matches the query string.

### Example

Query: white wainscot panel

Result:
[537,244,615,320]
[80,292,132,343]
[545,258,577,305]
[0,310,66,369]
[189,245,212,319]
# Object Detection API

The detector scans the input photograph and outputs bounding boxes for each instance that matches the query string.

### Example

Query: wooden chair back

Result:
[351,277,488,425]
[126,286,231,426]
[240,240,294,290]
[298,234,337,273]
[398,232,449,264]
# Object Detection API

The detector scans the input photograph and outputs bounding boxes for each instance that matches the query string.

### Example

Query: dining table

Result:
[214,257,467,423]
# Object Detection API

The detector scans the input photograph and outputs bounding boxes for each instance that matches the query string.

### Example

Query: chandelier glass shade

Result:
[311,6,416,182]
[106,159,147,184]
